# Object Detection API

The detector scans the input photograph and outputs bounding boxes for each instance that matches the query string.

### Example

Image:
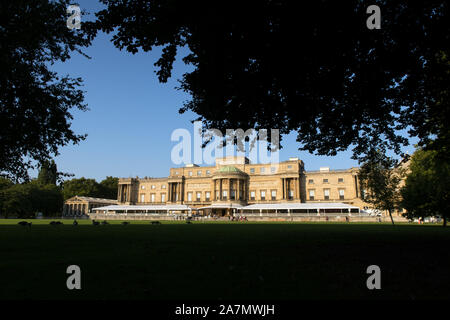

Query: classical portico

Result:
[280,176,300,200]
[167,177,184,203]
[208,166,249,215]
[63,196,117,217]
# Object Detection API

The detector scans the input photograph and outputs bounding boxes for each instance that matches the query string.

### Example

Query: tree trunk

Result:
[388,208,395,225]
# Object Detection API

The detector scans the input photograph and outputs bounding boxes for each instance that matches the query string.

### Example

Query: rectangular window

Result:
[205,192,210,201]
[140,194,145,203]
[250,168,255,174]
[339,189,345,200]
[187,192,192,201]
[323,179,329,183]
[261,190,266,201]
[260,167,265,173]
[287,165,292,169]
[161,193,166,202]
[206,170,211,175]
[250,191,256,201]
[222,190,228,200]
[151,194,155,202]
[324,189,330,200]
[308,179,314,184]
[197,171,202,176]
[230,190,236,200]
[309,189,315,201]
[271,167,276,173]
[141,185,145,190]
[196,192,201,201]
[162,185,166,189]
[338,178,344,183]
[271,190,276,200]
[188,171,192,176]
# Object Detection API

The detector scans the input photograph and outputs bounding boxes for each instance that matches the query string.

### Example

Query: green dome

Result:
[216,166,243,174]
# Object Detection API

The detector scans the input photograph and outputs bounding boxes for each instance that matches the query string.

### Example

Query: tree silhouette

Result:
[93,0,449,160]
[37,160,58,185]
[0,0,94,181]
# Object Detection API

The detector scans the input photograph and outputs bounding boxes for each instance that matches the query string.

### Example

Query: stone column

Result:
[237,179,240,200]
[286,179,289,200]
[220,179,223,200]
[245,180,247,200]
[294,178,297,200]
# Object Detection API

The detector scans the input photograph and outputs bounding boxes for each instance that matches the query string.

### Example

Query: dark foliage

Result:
[0,0,94,181]
[401,149,450,226]
[61,176,118,200]
[93,0,449,160]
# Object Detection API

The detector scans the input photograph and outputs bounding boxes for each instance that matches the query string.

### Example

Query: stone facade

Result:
[118,156,370,216]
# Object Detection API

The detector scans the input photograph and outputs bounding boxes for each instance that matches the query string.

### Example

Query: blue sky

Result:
[42,1,417,181]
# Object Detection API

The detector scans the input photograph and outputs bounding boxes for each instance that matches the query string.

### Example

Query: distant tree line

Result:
[0,160,118,218]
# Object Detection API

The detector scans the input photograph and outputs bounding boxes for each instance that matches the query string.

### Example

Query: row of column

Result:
[281,178,300,200]
[168,182,183,202]
[214,178,246,201]
[63,203,86,216]
[118,184,131,202]
[120,178,301,204]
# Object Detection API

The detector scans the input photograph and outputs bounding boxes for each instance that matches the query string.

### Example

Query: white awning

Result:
[197,203,244,210]
[241,202,359,210]
[92,204,192,212]
[92,202,359,212]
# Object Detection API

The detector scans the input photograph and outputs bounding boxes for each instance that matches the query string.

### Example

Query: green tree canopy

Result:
[93,0,450,160]
[62,178,101,200]
[1,181,63,218]
[401,149,450,226]
[0,0,94,181]
[0,177,14,217]
[98,176,119,199]
[358,150,406,225]
[37,160,58,185]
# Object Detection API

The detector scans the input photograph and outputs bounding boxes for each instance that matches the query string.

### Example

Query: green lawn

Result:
[0,219,448,300]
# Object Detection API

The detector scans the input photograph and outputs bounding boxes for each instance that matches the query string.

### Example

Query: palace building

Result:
[108,156,366,216]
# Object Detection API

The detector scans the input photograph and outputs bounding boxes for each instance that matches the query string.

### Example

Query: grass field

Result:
[0,219,449,300]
